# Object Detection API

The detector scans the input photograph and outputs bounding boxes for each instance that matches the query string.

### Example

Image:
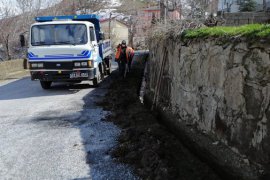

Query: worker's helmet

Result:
[121,40,126,45]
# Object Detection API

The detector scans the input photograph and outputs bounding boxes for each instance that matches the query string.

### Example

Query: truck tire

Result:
[40,81,52,89]
[102,62,107,75]
[92,63,102,87]
[93,77,99,87]
[100,63,105,80]
[106,61,112,75]
[104,57,111,75]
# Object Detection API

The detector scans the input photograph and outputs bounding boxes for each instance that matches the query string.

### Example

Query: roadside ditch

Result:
[98,56,221,180]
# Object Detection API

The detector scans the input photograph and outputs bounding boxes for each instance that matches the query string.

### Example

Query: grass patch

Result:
[183,24,270,39]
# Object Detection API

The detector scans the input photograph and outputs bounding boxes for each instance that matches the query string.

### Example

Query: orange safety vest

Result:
[126,47,134,61]
[115,46,121,60]
[115,46,134,62]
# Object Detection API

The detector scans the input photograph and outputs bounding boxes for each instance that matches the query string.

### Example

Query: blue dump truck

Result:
[26,14,113,89]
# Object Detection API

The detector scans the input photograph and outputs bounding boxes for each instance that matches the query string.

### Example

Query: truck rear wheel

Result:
[40,81,52,89]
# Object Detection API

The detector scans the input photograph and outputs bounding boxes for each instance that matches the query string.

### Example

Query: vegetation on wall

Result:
[183,24,270,39]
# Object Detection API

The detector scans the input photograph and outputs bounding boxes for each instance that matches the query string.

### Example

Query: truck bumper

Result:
[30,69,96,82]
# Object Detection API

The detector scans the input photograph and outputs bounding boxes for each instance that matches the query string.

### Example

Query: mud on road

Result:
[99,64,221,180]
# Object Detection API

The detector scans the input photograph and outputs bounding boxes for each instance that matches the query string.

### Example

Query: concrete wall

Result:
[147,37,270,166]
[0,59,26,79]
[224,12,270,26]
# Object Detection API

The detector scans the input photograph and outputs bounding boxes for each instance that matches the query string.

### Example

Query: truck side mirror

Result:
[99,32,105,40]
[20,34,25,47]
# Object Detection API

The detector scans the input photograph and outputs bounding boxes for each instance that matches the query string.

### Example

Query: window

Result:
[89,27,96,41]
[31,24,87,46]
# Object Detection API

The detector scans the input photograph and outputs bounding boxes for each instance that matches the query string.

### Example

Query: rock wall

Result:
[147,36,270,166]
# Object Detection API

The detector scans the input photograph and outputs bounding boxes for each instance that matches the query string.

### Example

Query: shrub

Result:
[239,0,257,12]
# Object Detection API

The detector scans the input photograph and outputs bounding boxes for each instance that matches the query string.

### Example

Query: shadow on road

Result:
[74,55,146,179]
[1,55,143,179]
[28,71,138,179]
[0,77,96,101]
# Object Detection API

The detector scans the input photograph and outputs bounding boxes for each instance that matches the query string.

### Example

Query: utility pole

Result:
[109,11,112,40]
[165,0,168,25]
[72,0,76,14]
[160,0,165,22]
[263,0,266,11]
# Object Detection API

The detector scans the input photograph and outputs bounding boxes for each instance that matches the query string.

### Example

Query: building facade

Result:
[218,0,270,13]
[100,18,129,48]
[133,6,180,49]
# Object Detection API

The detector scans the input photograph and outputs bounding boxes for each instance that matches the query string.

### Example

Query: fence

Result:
[224,12,270,26]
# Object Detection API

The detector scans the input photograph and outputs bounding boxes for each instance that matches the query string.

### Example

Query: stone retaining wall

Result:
[147,36,270,167]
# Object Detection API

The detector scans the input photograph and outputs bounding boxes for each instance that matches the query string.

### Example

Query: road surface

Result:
[0,73,138,179]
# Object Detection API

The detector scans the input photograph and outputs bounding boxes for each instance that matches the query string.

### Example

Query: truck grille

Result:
[44,62,73,70]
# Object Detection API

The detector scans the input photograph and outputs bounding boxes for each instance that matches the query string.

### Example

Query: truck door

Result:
[90,26,102,68]
[89,27,99,55]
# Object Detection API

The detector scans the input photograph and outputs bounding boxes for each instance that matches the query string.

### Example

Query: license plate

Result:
[70,72,89,78]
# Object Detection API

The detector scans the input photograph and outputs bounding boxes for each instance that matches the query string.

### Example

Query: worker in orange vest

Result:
[115,40,134,77]
[115,44,121,72]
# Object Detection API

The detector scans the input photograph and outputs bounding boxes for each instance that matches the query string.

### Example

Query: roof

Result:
[35,14,100,22]
[31,20,94,26]
[144,6,160,11]
[143,6,180,12]
[100,18,129,27]
[100,16,116,23]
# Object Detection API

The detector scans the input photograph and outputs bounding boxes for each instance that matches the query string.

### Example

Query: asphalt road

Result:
[0,70,138,179]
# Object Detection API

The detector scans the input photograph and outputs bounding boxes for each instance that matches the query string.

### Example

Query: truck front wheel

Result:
[92,63,104,87]
[106,61,112,75]
[92,77,99,87]
[40,81,52,89]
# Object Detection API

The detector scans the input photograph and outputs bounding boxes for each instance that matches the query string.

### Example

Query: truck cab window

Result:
[31,24,87,46]
[90,27,96,42]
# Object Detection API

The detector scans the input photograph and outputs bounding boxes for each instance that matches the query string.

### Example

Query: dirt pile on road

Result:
[100,67,221,180]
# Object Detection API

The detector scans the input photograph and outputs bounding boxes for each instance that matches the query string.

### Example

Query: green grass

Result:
[183,24,270,39]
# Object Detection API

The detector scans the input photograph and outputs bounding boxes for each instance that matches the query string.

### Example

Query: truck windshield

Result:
[31,24,88,46]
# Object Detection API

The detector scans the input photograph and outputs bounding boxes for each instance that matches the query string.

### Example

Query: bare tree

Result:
[181,0,211,19]
[0,16,20,60]
[75,0,108,14]
[15,0,43,33]
[0,0,44,60]
[0,0,15,18]
[0,0,18,60]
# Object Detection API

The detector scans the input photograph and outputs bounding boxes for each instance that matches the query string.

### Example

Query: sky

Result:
[0,0,121,14]
[0,0,60,16]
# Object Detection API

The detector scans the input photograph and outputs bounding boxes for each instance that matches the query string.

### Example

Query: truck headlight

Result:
[37,63,44,68]
[88,60,93,68]
[74,62,81,67]
[31,63,38,68]
[81,62,88,67]
[31,63,43,68]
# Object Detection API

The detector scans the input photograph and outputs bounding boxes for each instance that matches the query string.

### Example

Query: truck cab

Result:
[27,15,112,89]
